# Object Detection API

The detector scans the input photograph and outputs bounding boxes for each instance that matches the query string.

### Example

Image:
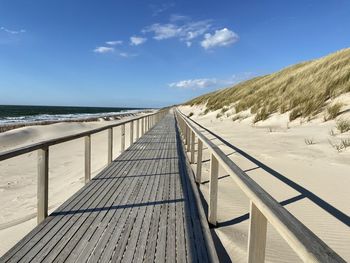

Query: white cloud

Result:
[201,28,239,49]
[106,40,123,45]
[169,78,218,89]
[143,23,180,40]
[0,26,26,34]
[169,73,254,90]
[143,19,212,46]
[93,46,114,53]
[130,36,147,46]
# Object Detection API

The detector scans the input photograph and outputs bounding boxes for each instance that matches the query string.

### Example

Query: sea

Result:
[0,105,146,125]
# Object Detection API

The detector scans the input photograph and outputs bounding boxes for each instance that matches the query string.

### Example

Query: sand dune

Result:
[180,105,350,262]
[0,115,141,256]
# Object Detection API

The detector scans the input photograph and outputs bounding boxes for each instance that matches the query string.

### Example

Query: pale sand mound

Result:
[180,105,350,262]
[0,115,141,256]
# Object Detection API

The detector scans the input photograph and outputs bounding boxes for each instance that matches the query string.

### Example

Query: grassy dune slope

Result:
[187,48,350,122]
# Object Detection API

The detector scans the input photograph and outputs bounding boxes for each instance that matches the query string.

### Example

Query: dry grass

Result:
[188,112,194,117]
[336,119,350,133]
[186,48,350,121]
[329,138,350,152]
[324,103,343,121]
[304,138,315,145]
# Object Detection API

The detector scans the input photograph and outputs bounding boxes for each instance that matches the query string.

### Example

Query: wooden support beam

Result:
[107,128,113,164]
[186,126,191,152]
[121,124,125,152]
[208,153,219,226]
[247,202,267,263]
[136,119,139,139]
[130,121,134,146]
[37,147,49,224]
[190,131,195,163]
[196,139,203,183]
[84,135,91,184]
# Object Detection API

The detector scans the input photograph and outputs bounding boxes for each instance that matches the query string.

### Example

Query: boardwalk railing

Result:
[175,109,345,263]
[0,109,168,224]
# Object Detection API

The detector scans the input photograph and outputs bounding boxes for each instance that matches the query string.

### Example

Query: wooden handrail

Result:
[0,110,165,161]
[175,108,345,263]
[0,108,169,225]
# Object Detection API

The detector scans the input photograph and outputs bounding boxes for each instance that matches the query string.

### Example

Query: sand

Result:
[1,106,349,261]
[0,114,145,256]
[179,102,350,262]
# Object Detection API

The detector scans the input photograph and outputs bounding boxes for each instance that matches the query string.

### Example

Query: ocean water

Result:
[0,105,145,125]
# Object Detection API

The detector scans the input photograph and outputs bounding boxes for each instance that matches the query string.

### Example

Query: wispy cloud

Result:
[150,3,175,16]
[119,52,138,58]
[130,36,147,46]
[143,18,212,47]
[201,28,239,49]
[0,26,26,34]
[169,78,218,89]
[93,46,114,53]
[106,40,123,45]
[169,73,254,90]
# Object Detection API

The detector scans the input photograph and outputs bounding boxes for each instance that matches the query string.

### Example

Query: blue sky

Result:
[0,0,349,108]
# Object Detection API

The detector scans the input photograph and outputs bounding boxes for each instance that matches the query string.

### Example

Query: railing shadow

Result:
[175,119,231,262]
[188,118,350,227]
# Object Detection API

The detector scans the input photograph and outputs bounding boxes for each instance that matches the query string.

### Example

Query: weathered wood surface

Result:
[1,113,217,263]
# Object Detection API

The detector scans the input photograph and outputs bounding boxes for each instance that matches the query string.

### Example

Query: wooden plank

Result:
[37,147,49,225]
[208,153,219,226]
[22,161,130,262]
[130,137,167,262]
[123,126,168,262]
[190,131,195,164]
[130,120,134,146]
[165,137,176,263]
[179,127,219,262]
[84,128,162,262]
[70,131,158,262]
[10,134,146,262]
[247,201,267,263]
[2,113,220,263]
[84,135,91,184]
[121,124,125,152]
[196,139,203,183]
[43,138,152,262]
[136,119,140,139]
[107,128,113,164]
[113,144,163,262]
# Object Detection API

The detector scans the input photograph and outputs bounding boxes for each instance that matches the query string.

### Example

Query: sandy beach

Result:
[0,113,144,256]
[179,104,350,262]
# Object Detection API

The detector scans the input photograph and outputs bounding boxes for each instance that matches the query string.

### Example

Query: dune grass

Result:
[186,48,350,122]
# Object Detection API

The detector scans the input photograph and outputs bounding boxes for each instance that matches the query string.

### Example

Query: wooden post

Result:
[85,135,91,183]
[130,121,134,146]
[136,119,139,139]
[37,146,49,224]
[186,126,191,152]
[196,139,203,183]
[208,153,219,226]
[108,128,113,164]
[121,124,125,152]
[141,118,144,135]
[190,131,195,163]
[247,202,267,263]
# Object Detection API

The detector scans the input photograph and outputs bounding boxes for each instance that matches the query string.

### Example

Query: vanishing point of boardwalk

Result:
[1,113,217,262]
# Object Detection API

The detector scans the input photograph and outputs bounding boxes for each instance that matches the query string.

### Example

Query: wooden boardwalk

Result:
[1,113,218,263]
